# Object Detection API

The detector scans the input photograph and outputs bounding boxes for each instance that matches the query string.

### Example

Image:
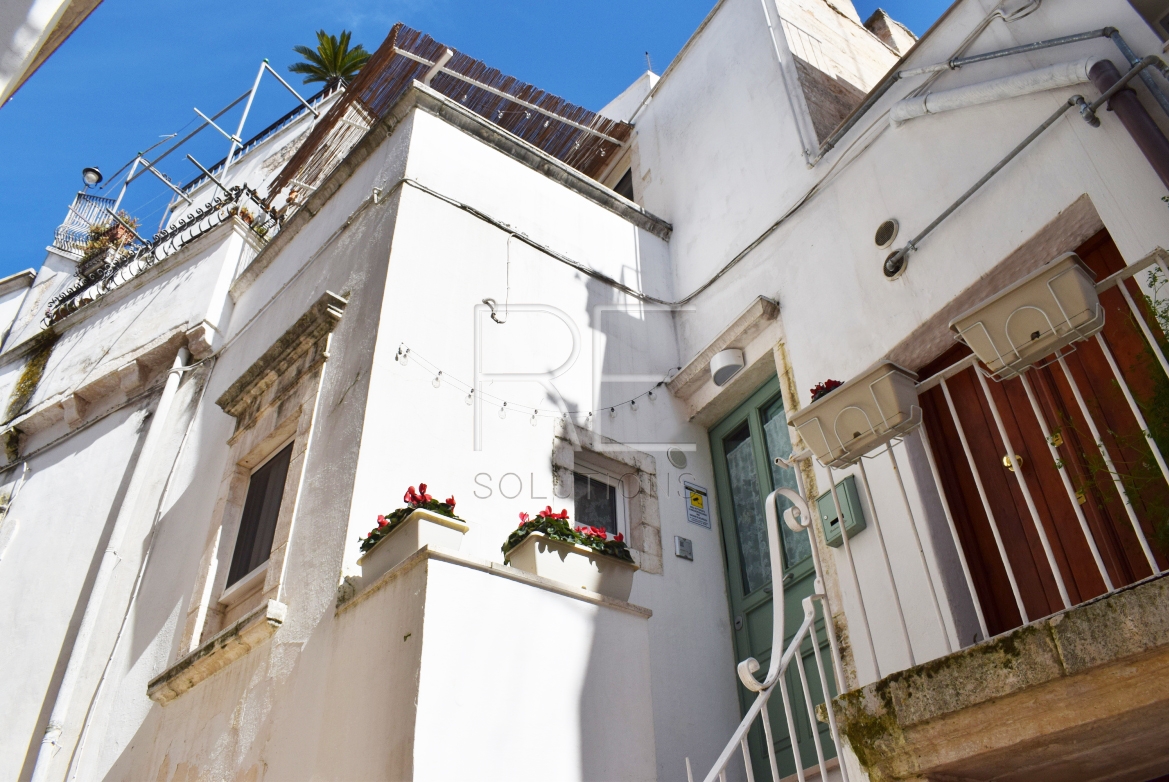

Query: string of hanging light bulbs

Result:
[394,342,679,424]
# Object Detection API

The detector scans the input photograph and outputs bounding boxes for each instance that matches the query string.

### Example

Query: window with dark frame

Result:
[614,168,634,201]
[226,443,294,587]
[573,471,619,535]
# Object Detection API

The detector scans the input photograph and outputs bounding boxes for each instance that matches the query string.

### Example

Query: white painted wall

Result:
[4,1,1169,780]
[0,0,93,104]
[632,0,1169,689]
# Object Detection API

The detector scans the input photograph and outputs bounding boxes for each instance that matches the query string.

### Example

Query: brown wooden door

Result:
[919,230,1169,637]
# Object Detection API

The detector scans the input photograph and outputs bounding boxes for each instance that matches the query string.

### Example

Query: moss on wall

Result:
[4,332,58,426]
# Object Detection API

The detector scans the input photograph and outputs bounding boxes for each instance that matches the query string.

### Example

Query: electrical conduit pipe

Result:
[30,348,190,782]
[890,58,1100,125]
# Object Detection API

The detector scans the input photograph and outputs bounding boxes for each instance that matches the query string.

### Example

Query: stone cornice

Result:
[668,295,780,400]
[216,291,346,427]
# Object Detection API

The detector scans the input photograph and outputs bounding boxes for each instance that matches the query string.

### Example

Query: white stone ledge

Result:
[147,598,286,705]
[337,545,652,619]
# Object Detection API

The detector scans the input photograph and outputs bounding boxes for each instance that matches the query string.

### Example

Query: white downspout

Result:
[30,347,190,782]
[890,58,1100,125]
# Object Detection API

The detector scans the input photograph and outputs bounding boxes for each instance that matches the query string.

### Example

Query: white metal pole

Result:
[263,61,320,116]
[807,597,849,782]
[777,675,806,782]
[1057,355,1161,575]
[740,739,755,782]
[223,61,267,179]
[759,702,782,782]
[825,464,881,679]
[790,456,846,688]
[975,369,1072,610]
[793,644,829,778]
[1118,282,1169,381]
[854,458,915,666]
[1018,371,1114,591]
[940,377,1029,624]
[916,419,989,643]
[1095,332,1169,490]
[885,442,953,653]
[111,157,140,214]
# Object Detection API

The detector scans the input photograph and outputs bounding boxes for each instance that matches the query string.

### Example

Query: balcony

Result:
[45,185,281,325]
[697,235,1169,782]
[835,573,1169,781]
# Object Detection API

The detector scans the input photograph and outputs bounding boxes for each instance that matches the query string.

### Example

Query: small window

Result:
[573,470,626,536]
[226,443,293,586]
[614,168,634,201]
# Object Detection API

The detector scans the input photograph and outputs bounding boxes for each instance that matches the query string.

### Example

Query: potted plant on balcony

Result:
[950,252,1104,380]
[358,483,468,583]
[79,213,139,275]
[787,362,919,468]
[502,507,637,601]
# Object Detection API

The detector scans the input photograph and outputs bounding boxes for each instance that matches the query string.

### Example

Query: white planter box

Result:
[505,532,638,602]
[787,361,919,468]
[950,252,1103,380]
[358,509,469,584]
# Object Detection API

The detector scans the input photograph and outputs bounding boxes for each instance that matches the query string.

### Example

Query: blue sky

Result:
[0,0,950,279]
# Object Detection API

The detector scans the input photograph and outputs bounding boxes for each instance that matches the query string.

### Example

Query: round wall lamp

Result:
[710,348,745,386]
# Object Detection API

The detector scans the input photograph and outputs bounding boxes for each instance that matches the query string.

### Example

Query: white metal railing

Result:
[691,484,849,782]
[697,251,1169,781]
[53,191,117,256]
[809,250,1168,686]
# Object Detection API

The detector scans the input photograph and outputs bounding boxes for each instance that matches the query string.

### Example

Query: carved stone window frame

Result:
[176,292,346,660]
[552,421,662,574]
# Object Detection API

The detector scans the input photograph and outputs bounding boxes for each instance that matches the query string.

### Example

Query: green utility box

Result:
[815,474,866,548]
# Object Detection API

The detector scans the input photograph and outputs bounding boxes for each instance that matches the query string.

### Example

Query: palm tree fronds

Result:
[288,29,370,87]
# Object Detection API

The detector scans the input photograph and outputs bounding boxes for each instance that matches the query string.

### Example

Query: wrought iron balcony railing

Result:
[44,185,281,325]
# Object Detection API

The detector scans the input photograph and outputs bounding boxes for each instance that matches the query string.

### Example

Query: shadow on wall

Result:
[15,404,154,782]
[792,58,868,143]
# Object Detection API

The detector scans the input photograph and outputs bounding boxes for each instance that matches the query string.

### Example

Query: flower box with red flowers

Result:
[786,361,919,468]
[501,507,637,601]
[358,483,468,584]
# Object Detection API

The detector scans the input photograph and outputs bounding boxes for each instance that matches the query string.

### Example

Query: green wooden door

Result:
[710,377,837,778]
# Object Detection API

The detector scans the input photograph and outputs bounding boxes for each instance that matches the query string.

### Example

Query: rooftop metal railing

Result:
[52,192,118,257]
[44,185,281,325]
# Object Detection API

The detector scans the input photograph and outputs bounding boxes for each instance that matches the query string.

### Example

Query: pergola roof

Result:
[269,23,633,200]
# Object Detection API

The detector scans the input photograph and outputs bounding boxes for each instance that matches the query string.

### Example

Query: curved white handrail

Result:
[696,479,847,782]
[736,487,811,692]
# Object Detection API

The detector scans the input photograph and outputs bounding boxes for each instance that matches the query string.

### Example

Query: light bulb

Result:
[530,413,538,426]
[432,371,443,388]
[465,391,474,405]
[609,407,617,419]
[648,389,656,401]
[630,399,639,411]
[400,349,409,365]
[499,402,508,419]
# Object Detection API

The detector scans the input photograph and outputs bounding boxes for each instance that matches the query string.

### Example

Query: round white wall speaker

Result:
[710,348,745,386]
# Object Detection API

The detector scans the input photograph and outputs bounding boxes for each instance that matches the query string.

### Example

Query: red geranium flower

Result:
[614,533,624,543]
[810,379,844,402]
[377,514,388,529]
[445,496,456,508]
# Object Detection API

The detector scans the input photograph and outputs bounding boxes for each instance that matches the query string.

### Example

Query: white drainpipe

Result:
[30,348,190,782]
[891,57,1100,125]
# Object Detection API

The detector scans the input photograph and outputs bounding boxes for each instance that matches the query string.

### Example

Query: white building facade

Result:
[3,1,1169,780]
